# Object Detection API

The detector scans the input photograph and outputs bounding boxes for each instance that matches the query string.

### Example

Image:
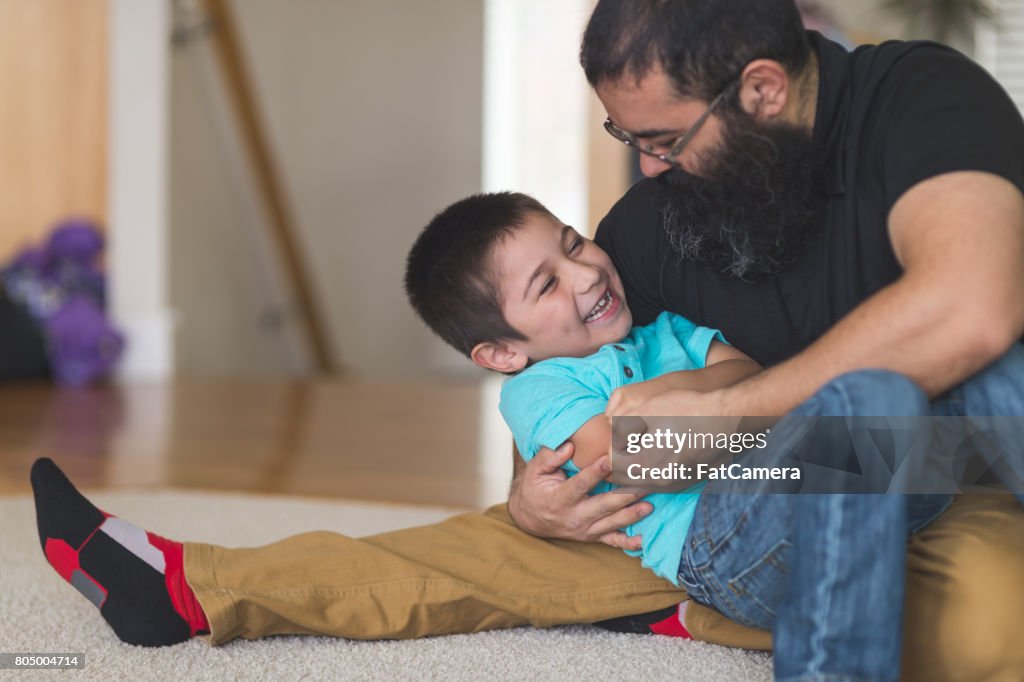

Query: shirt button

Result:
[613,345,625,351]
[623,366,634,378]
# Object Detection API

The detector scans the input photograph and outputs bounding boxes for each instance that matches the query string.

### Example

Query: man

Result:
[510,0,1024,678]
[73,2,1023,679]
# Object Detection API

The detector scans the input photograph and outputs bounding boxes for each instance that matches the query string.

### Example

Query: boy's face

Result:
[486,211,632,369]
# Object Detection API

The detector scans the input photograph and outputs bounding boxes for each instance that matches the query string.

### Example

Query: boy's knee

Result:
[823,369,928,417]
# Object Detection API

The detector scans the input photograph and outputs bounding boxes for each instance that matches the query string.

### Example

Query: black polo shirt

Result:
[594,32,1024,367]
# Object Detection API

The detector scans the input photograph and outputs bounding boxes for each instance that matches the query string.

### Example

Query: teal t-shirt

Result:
[499,311,725,584]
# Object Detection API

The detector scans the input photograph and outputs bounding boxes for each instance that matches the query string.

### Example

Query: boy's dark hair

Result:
[580,0,811,106]
[405,192,552,358]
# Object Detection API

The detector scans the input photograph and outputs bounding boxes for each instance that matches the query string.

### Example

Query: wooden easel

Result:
[187,0,337,374]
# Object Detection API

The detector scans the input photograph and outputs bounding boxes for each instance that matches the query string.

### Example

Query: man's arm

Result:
[510,172,1024,541]
[712,171,1024,417]
[604,341,760,416]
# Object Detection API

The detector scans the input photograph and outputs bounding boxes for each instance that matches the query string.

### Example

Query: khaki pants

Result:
[184,495,1024,681]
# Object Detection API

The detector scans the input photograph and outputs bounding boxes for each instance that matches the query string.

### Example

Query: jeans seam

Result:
[806,496,844,677]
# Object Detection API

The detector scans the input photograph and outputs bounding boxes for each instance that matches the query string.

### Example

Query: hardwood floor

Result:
[0,377,511,509]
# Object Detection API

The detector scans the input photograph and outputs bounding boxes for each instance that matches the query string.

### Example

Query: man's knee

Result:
[902,496,1024,681]
[958,341,1024,408]
[821,369,928,416]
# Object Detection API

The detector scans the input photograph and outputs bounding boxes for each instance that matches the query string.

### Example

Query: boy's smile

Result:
[482,211,633,370]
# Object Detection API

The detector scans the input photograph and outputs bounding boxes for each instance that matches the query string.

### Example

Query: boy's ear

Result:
[471,341,528,373]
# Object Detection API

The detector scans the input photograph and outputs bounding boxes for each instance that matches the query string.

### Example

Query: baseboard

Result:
[113,308,176,381]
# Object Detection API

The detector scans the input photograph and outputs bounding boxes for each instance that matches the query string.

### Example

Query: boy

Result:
[404,191,761,582]
[29,191,757,645]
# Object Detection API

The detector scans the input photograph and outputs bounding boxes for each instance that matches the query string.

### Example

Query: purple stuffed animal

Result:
[1,218,125,386]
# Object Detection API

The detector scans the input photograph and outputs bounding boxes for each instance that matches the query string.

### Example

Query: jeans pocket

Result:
[714,538,792,630]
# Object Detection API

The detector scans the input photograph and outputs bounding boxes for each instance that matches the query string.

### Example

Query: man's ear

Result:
[471,340,529,373]
[736,59,790,120]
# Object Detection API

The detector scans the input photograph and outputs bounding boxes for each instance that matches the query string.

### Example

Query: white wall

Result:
[976,1,1024,111]
[483,0,594,228]
[814,0,906,43]
[109,0,175,380]
[815,0,981,52]
[169,0,484,377]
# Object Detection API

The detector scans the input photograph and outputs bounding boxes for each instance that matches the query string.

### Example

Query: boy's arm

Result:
[564,414,614,474]
[606,341,761,417]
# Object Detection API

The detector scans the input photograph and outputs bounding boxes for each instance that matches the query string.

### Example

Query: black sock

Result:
[593,603,691,638]
[31,457,205,646]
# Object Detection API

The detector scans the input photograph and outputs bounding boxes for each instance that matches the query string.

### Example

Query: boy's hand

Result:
[508,442,650,550]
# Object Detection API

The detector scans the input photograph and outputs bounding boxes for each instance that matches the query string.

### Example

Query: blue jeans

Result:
[677,343,1024,682]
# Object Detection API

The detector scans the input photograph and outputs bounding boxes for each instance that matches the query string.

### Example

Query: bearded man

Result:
[510,1,1024,680]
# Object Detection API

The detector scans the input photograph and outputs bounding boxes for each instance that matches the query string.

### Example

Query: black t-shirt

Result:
[594,32,1024,367]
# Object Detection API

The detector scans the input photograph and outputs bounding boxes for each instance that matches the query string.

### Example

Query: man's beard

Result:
[654,111,827,280]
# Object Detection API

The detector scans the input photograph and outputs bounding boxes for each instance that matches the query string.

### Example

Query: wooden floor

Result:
[0,377,510,509]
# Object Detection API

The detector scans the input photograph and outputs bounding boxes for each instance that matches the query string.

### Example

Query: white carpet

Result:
[0,489,771,681]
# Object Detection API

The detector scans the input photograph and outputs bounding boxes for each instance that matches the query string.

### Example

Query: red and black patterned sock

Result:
[593,602,692,638]
[30,457,209,647]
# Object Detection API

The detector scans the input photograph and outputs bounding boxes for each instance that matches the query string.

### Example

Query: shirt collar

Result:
[808,31,852,196]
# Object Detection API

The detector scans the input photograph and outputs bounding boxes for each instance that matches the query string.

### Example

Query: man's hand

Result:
[508,442,652,550]
[606,350,761,418]
[607,386,729,419]
[605,378,675,417]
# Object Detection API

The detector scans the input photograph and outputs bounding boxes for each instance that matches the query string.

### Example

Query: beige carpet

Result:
[1,488,771,681]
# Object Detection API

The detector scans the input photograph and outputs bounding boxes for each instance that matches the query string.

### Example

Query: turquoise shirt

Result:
[499,312,725,584]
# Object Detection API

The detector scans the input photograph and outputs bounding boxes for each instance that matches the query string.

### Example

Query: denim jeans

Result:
[677,343,1024,682]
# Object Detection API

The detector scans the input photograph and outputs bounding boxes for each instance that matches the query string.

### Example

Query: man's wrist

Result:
[506,487,525,525]
[714,385,744,416]
[717,373,783,417]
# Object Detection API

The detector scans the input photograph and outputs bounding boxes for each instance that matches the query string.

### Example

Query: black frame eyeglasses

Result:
[603,86,731,169]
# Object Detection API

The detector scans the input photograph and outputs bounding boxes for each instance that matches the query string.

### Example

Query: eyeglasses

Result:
[603,86,731,169]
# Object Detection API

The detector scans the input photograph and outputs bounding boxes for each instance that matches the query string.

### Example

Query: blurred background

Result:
[1,0,1019,507]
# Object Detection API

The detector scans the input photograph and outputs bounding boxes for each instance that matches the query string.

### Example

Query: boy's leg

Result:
[33,455,687,646]
[185,502,686,643]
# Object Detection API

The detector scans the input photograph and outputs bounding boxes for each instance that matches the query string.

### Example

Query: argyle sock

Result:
[593,602,692,638]
[31,457,209,646]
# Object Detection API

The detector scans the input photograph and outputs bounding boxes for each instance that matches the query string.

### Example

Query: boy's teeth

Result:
[585,292,612,321]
